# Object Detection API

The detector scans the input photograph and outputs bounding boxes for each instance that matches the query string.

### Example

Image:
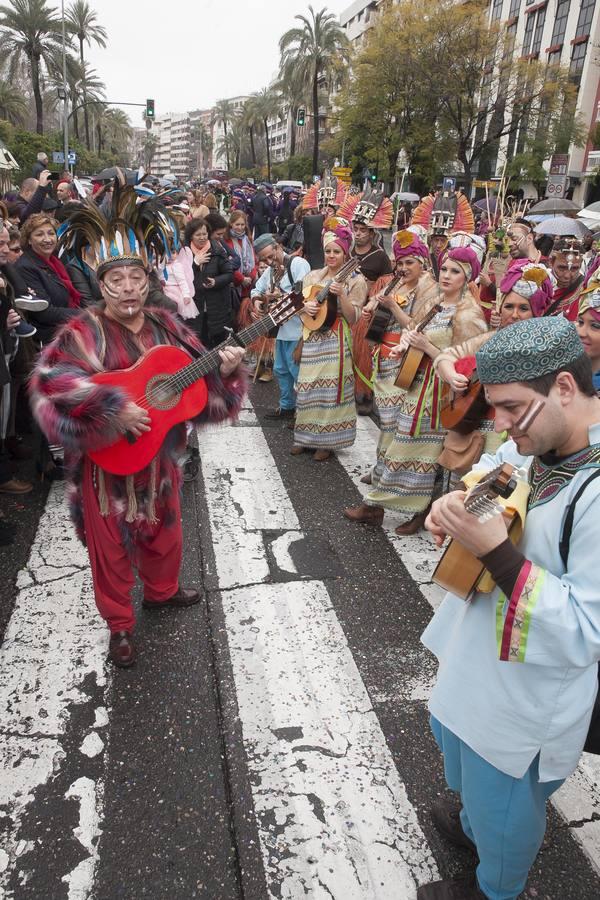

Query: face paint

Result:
[511,399,545,438]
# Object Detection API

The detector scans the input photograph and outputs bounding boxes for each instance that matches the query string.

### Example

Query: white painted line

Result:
[197,413,299,590]
[0,485,108,895]
[62,777,103,900]
[199,411,439,897]
[340,417,600,872]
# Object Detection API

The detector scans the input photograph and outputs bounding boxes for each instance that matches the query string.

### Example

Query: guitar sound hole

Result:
[146,375,181,410]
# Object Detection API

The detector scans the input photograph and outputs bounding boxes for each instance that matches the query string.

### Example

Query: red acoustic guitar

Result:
[89,290,303,476]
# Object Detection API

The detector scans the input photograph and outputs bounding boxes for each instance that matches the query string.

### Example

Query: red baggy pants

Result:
[82,459,182,633]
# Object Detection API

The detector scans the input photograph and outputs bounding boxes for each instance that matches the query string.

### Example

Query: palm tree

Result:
[252,87,281,183]
[93,105,131,156]
[215,132,238,173]
[48,56,104,142]
[142,132,158,169]
[279,5,349,175]
[0,0,68,134]
[241,97,261,167]
[0,78,27,124]
[277,59,309,160]
[213,98,234,170]
[190,122,213,176]
[66,0,107,150]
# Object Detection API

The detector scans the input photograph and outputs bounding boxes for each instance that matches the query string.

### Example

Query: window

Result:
[551,0,571,45]
[491,0,504,21]
[509,0,520,15]
[576,0,596,37]
[532,6,547,54]
[570,39,588,82]
[504,21,518,58]
[522,11,535,54]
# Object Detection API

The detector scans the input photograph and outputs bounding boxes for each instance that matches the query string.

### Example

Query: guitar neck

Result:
[415,303,442,333]
[315,259,359,305]
[382,273,403,297]
[175,315,278,388]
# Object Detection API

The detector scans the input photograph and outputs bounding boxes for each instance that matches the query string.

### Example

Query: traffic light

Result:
[146,99,155,119]
[370,172,377,183]
[296,107,306,127]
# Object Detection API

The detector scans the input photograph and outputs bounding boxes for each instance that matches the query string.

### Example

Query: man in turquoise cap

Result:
[418,317,600,899]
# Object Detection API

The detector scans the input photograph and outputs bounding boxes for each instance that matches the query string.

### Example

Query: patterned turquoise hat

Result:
[476,317,585,384]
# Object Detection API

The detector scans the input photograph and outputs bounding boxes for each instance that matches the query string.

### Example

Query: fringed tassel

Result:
[97,467,110,517]
[292,337,304,365]
[146,458,159,525]
[125,475,138,523]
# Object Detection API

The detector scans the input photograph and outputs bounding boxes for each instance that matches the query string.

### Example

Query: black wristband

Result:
[479,538,526,597]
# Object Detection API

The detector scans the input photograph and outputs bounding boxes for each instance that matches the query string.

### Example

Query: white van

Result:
[275,180,304,191]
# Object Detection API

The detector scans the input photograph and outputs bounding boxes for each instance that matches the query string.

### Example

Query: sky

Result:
[86,0,349,125]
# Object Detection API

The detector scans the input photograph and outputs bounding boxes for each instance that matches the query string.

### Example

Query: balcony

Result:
[586,150,600,173]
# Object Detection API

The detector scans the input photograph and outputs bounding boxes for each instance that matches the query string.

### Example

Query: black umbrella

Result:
[228,177,243,187]
[91,166,137,184]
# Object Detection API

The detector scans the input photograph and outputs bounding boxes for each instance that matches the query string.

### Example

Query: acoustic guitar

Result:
[299,257,363,332]
[440,374,488,434]
[365,273,406,343]
[432,463,524,600]
[394,303,442,390]
[88,289,304,477]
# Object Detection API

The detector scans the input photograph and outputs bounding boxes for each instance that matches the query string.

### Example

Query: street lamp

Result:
[60,0,69,171]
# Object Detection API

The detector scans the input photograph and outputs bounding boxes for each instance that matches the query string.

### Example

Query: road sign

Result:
[472,179,496,188]
[68,151,77,165]
[545,174,567,198]
[549,153,569,176]
[332,166,352,184]
[52,151,64,165]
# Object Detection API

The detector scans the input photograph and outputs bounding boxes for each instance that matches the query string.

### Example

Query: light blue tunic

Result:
[422,426,600,781]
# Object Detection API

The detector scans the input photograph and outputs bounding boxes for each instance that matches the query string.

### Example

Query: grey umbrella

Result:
[393,191,420,202]
[91,166,137,184]
[577,201,600,221]
[534,216,590,238]
[527,198,581,216]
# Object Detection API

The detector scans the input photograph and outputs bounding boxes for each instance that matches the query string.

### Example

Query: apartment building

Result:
[340,0,380,46]
[486,0,600,202]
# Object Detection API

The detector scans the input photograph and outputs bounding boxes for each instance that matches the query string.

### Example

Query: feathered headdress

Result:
[57,171,181,278]
[337,184,393,229]
[412,190,474,237]
[302,171,347,213]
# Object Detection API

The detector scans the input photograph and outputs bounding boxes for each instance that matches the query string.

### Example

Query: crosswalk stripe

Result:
[198,403,439,897]
[337,417,600,875]
[0,486,109,896]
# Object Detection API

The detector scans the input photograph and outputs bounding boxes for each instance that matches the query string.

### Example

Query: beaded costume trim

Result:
[528,445,600,510]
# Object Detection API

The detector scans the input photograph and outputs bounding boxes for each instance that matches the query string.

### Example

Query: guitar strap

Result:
[143,310,203,360]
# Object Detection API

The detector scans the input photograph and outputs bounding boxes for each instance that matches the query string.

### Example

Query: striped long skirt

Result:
[294,323,356,450]
[366,364,445,515]
[371,348,405,481]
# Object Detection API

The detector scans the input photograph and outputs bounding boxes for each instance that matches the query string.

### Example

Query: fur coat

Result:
[30,306,247,543]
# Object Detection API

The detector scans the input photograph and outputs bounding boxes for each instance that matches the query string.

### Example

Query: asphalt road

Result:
[1,383,600,899]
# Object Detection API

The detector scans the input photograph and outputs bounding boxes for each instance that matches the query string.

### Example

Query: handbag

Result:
[438,429,485,477]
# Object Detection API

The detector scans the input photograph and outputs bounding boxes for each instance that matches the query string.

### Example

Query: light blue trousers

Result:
[431,717,564,900]
[274,339,300,411]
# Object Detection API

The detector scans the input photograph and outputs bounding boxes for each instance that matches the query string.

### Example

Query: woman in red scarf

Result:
[16,213,81,346]
[16,214,82,478]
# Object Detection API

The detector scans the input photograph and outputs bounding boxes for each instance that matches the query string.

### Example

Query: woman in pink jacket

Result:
[161,246,199,320]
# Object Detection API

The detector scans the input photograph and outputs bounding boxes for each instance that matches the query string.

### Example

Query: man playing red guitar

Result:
[30,184,247,668]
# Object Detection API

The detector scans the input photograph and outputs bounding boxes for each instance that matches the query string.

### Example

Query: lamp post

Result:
[61,0,69,171]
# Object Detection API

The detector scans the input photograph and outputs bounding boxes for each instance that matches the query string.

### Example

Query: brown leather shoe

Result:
[395,509,429,535]
[430,799,477,854]
[142,585,200,610]
[343,503,384,525]
[416,873,486,899]
[290,444,307,455]
[0,478,33,494]
[108,631,135,668]
[360,471,373,485]
[313,449,332,461]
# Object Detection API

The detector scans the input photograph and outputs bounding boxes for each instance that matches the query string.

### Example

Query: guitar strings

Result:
[127,298,297,408]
